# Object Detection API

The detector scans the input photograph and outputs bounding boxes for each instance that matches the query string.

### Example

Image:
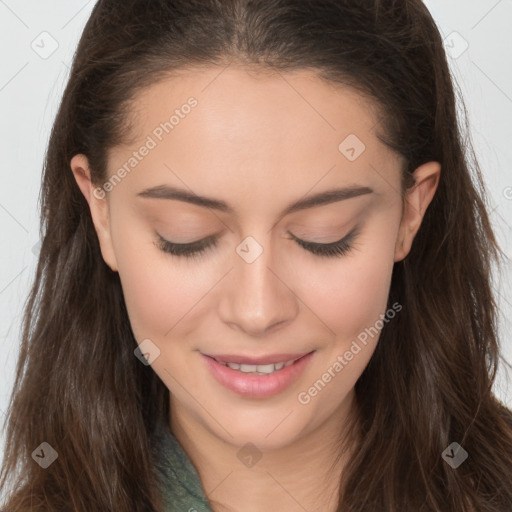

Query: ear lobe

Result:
[70,154,118,272]
[394,161,441,262]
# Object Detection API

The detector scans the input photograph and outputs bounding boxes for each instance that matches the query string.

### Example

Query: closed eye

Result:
[155,226,360,260]
[288,228,359,257]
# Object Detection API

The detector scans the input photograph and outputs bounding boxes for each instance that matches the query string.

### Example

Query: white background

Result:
[1,0,511,464]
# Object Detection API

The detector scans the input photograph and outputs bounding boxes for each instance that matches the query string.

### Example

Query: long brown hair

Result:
[2,1,512,510]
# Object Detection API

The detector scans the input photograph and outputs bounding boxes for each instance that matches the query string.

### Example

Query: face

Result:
[72,65,440,451]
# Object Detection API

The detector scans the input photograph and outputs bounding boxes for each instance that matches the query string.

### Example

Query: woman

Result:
[1,1,511,511]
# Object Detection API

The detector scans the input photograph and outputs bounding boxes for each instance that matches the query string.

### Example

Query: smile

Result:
[213,355,303,375]
[202,351,316,398]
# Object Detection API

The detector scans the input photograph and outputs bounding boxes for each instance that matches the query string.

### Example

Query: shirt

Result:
[154,421,214,512]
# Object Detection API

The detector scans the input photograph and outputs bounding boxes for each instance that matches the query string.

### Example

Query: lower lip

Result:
[201,351,315,398]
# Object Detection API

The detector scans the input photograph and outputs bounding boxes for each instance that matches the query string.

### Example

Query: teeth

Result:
[218,357,299,374]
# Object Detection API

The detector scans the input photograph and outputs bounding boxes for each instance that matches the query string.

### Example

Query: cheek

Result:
[299,229,396,341]
[112,229,204,343]
[294,234,396,410]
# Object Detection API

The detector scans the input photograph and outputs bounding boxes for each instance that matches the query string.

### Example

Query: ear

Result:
[394,161,441,262]
[70,154,118,272]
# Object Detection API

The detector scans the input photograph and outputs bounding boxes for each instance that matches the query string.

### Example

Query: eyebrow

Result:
[137,184,374,216]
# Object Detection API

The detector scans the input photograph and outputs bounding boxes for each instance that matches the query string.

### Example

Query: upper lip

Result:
[204,351,314,365]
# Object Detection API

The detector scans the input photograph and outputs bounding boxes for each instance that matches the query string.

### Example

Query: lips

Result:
[204,351,313,366]
[202,350,316,398]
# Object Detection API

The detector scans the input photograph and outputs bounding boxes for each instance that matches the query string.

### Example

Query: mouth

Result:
[201,350,316,398]
[203,351,315,376]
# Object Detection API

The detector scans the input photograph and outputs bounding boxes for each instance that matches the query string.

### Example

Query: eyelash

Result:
[155,228,360,260]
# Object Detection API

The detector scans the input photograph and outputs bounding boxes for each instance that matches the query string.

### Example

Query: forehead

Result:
[107,65,402,215]
[125,65,383,146]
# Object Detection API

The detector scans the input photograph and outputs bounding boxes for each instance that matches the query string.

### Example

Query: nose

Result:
[217,236,299,337]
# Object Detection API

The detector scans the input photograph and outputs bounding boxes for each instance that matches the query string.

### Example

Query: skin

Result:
[71,65,440,512]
